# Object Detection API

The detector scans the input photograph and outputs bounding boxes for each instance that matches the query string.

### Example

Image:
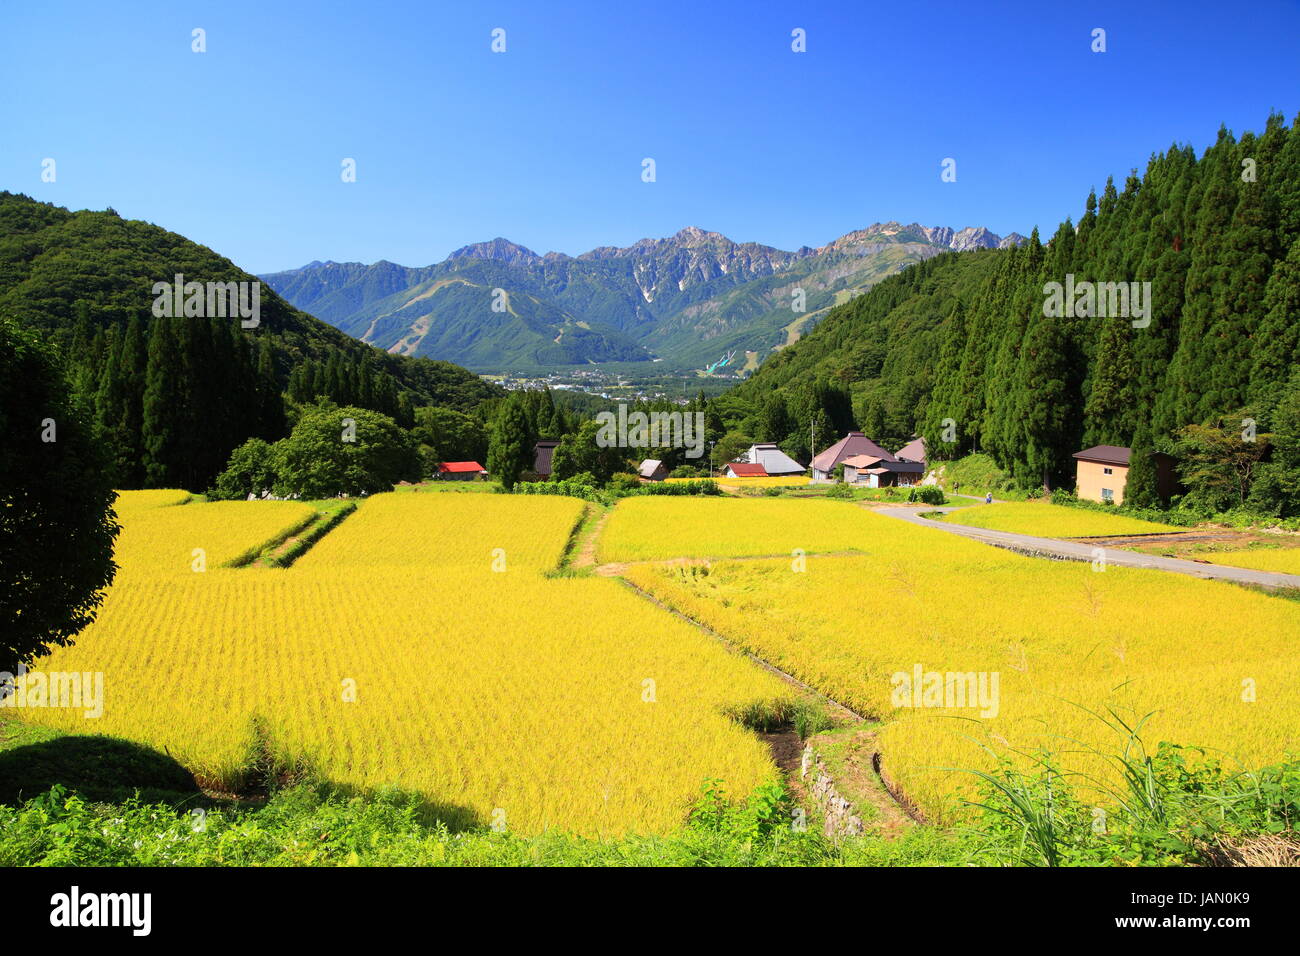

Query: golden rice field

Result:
[111,496,316,577]
[622,508,1300,822]
[295,491,583,571]
[111,488,193,517]
[1197,545,1300,575]
[598,496,878,562]
[14,493,788,836]
[938,501,1182,537]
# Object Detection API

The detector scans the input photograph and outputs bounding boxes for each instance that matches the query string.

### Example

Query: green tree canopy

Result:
[1,317,119,674]
[273,404,417,498]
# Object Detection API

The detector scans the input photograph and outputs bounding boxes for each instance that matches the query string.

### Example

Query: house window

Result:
[1102,467,1113,475]
[1101,488,1114,502]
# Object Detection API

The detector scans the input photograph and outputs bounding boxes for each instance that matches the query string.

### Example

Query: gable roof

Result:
[440,461,486,473]
[896,437,926,463]
[747,443,805,475]
[638,459,666,478]
[1073,445,1131,466]
[812,432,897,472]
[533,439,560,475]
[727,462,768,477]
[844,455,924,474]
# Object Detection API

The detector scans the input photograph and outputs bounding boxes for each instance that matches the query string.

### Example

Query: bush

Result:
[907,485,946,505]
[512,477,604,503]
[826,482,852,499]
[669,464,707,479]
[607,472,641,492]
[631,480,721,497]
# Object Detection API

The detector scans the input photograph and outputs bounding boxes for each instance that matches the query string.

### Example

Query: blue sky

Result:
[3,1,1298,273]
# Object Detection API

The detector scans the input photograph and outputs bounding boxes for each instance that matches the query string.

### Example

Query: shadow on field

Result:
[0,734,485,831]
[0,734,202,806]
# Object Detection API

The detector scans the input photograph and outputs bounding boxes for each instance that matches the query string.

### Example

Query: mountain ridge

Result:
[261,222,1024,371]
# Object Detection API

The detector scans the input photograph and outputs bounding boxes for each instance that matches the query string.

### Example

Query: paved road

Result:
[874,504,1300,591]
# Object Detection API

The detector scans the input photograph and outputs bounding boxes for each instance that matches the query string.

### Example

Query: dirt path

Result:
[568,506,610,570]
[875,504,1300,590]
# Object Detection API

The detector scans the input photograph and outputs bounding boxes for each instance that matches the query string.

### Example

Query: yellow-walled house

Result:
[1072,445,1177,505]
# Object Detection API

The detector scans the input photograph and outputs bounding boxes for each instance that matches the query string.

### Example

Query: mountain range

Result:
[261,223,1025,373]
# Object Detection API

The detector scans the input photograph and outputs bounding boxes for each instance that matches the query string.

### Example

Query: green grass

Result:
[394,480,500,494]
[259,500,358,568]
[0,777,969,867]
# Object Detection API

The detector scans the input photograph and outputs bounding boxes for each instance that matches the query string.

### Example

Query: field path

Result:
[874,504,1300,591]
[568,506,611,570]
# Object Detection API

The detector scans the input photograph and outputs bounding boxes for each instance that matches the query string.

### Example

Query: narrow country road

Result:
[874,504,1300,591]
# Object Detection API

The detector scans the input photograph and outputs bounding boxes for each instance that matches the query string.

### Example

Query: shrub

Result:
[607,472,641,493]
[907,485,946,506]
[632,480,721,497]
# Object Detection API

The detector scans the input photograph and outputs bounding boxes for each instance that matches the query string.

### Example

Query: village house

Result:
[741,442,806,477]
[841,455,924,488]
[438,461,487,481]
[532,439,560,479]
[895,437,926,465]
[638,459,669,482]
[1071,445,1177,505]
[725,461,768,478]
[812,431,898,482]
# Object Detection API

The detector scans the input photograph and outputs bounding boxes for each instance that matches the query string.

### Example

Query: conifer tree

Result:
[142,318,189,488]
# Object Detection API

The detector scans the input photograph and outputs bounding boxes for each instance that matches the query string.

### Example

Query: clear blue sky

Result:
[3,0,1297,273]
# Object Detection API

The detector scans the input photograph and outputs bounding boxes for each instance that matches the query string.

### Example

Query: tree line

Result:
[724,111,1300,515]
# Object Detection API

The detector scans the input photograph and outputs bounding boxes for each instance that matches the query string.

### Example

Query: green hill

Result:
[0,192,502,489]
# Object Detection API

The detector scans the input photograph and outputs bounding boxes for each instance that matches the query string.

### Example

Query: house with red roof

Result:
[438,461,488,481]
[724,461,768,478]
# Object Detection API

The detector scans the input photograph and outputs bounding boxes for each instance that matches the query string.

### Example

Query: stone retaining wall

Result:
[800,743,864,838]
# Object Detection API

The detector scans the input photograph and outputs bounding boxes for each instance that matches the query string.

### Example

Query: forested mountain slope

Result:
[727,113,1300,499]
[0,192,502,489]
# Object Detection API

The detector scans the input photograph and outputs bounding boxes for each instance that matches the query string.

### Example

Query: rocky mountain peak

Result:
[447,237,541,266]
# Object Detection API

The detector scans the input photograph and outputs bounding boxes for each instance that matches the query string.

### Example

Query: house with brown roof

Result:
[638,459,669,482]
[1072,445,1177,505]
[842,455,925,488]
[532,439,560,479]
[725,462,768,478]
[895,437,926,465]
[812,432,897,481]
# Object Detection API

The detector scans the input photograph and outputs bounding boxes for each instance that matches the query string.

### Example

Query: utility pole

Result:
[811,412,822,478]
